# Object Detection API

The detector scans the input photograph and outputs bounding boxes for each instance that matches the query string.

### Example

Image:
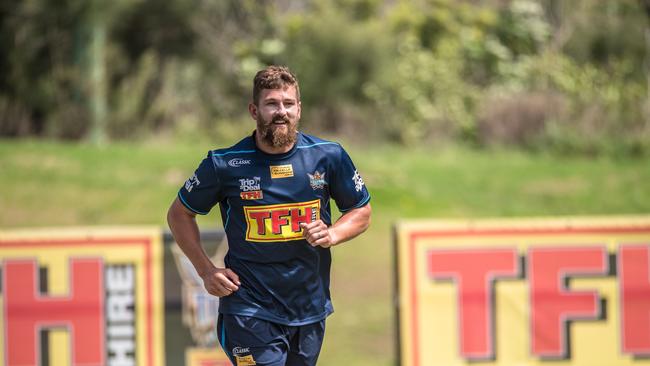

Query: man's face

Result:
[251,85,301,149]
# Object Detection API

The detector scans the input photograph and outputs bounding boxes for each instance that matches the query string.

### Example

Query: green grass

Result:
[1,138,650,366]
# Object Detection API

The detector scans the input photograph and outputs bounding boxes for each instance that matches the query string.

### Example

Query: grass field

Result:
[1,138,650,366]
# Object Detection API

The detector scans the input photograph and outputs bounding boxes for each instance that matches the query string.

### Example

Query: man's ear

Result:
[248,102,258,120]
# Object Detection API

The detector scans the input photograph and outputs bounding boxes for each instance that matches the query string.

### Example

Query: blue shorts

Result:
[217,314,326,366]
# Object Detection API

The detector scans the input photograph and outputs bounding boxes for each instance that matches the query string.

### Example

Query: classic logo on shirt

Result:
[228,158,251,167]
[270,164,294,179]
[307,171,326,190]
[244,199,321,242]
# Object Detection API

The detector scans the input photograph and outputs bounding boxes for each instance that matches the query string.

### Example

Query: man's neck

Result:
[254,129,296,155]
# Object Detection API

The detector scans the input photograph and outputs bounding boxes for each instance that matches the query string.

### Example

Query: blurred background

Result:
[2,0,649,152]
[1,0,650,365]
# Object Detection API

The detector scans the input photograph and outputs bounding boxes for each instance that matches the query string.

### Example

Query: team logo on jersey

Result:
[244,199,321,242]
[352,170,365,192]
[184,173,201,192]
[270,164,294,179]
[308,171,326,190]
[228,158,251,167]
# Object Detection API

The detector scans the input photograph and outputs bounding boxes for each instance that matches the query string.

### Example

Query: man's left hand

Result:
[300,220,336,248]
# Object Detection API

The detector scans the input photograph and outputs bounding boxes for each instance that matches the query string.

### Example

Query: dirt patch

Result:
[523,177,587,196]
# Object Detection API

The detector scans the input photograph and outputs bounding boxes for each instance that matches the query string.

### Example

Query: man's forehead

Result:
[259,86,299,100]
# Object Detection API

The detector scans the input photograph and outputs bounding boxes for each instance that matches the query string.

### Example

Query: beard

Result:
[257,114,298,148]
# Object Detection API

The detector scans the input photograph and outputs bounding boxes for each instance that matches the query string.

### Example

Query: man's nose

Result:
[276,104,288,116]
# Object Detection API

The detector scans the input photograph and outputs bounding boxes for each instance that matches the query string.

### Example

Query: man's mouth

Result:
[271,118,289,125]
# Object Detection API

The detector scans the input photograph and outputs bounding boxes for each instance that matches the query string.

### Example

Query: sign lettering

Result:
[244,200,320,242]
[395,217,650,366]
[4,258,105,366]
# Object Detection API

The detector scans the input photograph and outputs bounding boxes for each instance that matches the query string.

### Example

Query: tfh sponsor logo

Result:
[243,199,320,242]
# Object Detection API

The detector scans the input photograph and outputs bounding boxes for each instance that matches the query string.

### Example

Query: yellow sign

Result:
[270,164,294,179]
[394,216,650,366]
[0,227,165,366]
[244,199,320,242]
[185,347,231,366]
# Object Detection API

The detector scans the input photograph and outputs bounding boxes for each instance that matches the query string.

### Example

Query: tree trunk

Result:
[88,3,108,144]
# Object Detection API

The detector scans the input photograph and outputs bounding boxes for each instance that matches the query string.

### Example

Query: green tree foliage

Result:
[0,0,648,155]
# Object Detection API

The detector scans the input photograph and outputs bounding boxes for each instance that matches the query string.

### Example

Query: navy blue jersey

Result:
[178,132,370,325]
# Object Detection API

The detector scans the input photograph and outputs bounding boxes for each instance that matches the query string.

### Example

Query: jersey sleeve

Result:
[177,152,222,215]
[330,146,371,212]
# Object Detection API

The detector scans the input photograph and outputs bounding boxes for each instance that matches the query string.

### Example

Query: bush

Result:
[0,0,647,157]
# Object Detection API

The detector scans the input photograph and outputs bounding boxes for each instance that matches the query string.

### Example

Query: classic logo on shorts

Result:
[270,164,294,179]
[232,347,250,355]
[244,199,321,242]
[233,346,256,365]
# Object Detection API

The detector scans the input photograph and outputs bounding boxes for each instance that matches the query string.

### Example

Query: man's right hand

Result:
[200,267,241,297]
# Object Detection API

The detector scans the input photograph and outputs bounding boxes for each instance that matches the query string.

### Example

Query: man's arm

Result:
[167,197,240,297]
[301,203,372,248]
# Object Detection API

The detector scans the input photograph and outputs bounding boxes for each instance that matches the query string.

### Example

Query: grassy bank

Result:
[1,138,649,366]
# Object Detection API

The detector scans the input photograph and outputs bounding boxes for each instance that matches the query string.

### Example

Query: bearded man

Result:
[167,65,372,366]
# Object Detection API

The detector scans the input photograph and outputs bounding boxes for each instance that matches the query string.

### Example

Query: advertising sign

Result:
[0,227,165,366]
[395,216,650,366]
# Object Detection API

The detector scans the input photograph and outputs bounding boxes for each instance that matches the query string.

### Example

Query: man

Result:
[167,65,372,366]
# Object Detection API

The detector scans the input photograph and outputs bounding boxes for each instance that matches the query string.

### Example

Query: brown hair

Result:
[252,65,300,105]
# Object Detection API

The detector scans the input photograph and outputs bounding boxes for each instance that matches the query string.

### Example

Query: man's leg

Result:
[217,314,289,366]
[285,320,326,366]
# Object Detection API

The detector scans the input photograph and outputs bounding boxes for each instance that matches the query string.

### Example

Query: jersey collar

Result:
[251,130,301,161]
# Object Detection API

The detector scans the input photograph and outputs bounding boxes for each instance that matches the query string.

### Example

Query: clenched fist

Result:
[200,267,241,297]
[300,220,337,248]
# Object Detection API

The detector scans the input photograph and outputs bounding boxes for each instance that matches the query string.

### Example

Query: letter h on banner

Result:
[3,259,105,366]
